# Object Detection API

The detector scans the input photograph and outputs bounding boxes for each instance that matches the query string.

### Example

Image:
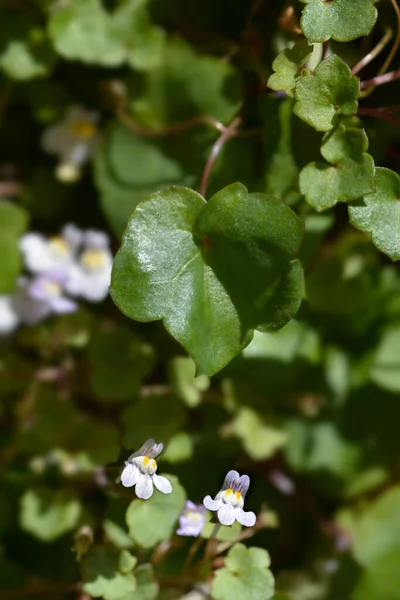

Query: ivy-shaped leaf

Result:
[226,407,287,460]
[169,356,210,407]
[299,122,375,211]
[294,55,359,132]
[0,10,56,80]
[111,184,304,376]
[82,546,137,600]
[299,0,379,43]
[48,0,164,70]
[211,543,275,600]
[20,489,81,542]
[125,475,186,548]
[349,168,400,261]
[370,324,400,392]
[123,565,159,600]
[268,39,313,98]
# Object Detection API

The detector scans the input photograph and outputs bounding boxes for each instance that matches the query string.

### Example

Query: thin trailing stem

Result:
[198,116,242,198]
[360,67,400,90]
[378,0,400,78]
[357,106,400,127]
[360,0,400,97]
[351,27,393,75]
[116,107,226,137]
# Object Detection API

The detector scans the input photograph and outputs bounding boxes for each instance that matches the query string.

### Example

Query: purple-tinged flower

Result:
[119,439,172,500]
[65,229,112,302]
[203,470,256,527]
[177,501,206,537]
[13,272,77,324]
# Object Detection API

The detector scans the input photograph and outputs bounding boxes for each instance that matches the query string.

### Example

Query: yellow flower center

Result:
[70,121,96,140]
[81,250,107,271]
[43,281,61,297]
[49,236,69,256]
[134,455,157,475]
[222,488,243,508]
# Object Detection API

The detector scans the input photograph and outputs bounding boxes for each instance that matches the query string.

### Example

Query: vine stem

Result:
[198,116,242,198]
[360,67,400,90]
[360,0,400,96]
[116,107,226,137]
[351,27,393,75]
[357,107,400,127]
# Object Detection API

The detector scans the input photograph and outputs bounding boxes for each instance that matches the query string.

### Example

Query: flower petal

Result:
[236,508,256,527]
[120,463,139,487]
[237,474,250,498]
[217,504,236,526]
[203,495,221,511]
[152,474,172,494]
[136,473,154,499]
[221,470,241,492]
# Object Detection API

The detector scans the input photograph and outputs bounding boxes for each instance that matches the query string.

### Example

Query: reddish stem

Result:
[360,67,400,89]
[198,116,242,198]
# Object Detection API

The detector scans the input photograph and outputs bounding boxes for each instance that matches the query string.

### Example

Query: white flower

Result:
[65,230,112,302]
[203,470,256,527]
[13,272,77,324]
[20,224,82,274]
[0,295,19,334]
[41,106,100,182]
[119,439,172,500]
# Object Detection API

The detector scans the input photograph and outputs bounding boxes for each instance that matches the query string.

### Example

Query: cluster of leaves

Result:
[1,0,400,599]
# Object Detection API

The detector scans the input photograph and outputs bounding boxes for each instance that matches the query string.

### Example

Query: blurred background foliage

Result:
[1,0,400,599]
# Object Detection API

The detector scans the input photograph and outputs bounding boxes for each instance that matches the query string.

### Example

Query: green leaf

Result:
[0,11,55,80]
[48,0,124,66]
[168,356,210,407]
[286,420,360,481]
[370,324,400,392]
[0,200,28,236]
[299,123,375,211]
[111,184,304,376]
[225,407,287,460]
[103,520,134,550]
[163,432,194,463]
[89,327,154,403]
[294,55,359,132]
[300,0,378,43]
[48,0,164,70]
[107,123,188,189]
[20,489,81,542]
[0,232,22,294]
[94,138,148,237]
[201,520,242,541]
[82,546,137,600]
[0,200,28,293]
[109,0,165,71]
[261,98,299,202]
[337,486,400,567]
[129,36,242,127]
[350,550,400,600]
[211,543,275,600]
[349,168,400,261]
[125,475,186,548]
[121,395,185,449]
[122,565,159,600]
[268,40,313,98]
